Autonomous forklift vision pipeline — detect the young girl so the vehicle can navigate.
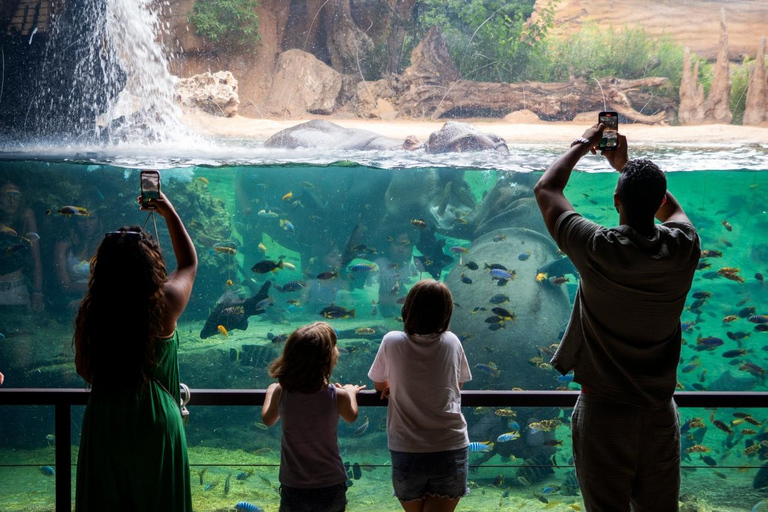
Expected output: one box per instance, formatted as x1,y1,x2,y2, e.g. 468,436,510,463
368,279,472,512
262,322,366,512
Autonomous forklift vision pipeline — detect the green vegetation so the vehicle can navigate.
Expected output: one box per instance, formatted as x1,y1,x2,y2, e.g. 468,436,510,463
531,24,686,86
410,0,554,82
189,0,260,51
730,58,752,124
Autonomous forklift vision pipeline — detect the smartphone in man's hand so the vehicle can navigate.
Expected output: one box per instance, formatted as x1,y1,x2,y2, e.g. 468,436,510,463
598,112,618,151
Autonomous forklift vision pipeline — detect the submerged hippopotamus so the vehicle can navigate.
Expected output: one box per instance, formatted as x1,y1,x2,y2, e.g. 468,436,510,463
425,121,509,154
264,120,508,154
264,120,420,151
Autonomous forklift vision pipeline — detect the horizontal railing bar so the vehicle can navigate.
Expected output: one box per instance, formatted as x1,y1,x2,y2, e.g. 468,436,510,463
2,389,768,408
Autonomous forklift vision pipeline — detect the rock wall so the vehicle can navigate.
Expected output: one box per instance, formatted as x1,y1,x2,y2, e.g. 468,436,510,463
532,0,768,61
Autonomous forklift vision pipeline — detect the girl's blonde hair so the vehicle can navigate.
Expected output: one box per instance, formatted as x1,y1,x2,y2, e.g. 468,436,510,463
402,279,453,336
267,322,337,393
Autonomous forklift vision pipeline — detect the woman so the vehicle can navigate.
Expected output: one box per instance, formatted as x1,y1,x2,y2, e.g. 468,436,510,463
0,182,43,312
74,191,197,512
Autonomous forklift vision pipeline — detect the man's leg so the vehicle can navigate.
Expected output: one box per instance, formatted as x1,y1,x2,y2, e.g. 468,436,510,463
572,394,640,512
630,400,680,512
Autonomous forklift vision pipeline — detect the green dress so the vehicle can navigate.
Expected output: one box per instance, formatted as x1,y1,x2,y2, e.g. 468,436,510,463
75,331,192,512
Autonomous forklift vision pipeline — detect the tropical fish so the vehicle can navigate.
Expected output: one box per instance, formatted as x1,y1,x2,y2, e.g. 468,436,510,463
468,441,494,452
354,417,369,436
491,307,515,319
252,259,284,274
47,206,89,216
536,256,578,278
490,269,515,281
236,469,255,480
721,220,732,231
410,219,427,228
722,315,738,323
701,250,722,258
213,241,237,255
460,274,472,284
492,234,507,242
475,363,501,378
257,209,279,218
282,191,293,201
279,219,294,231
348,263,377,273
196,177,209,185
235,502,264,512
316,271,339,280
450,246,469,254
200,282,272,339
685,444,711,453
352,462,362,480
749,315,768,324
490,294,509,304
276,281,306,292
496,431,521,442
465,261,479,270
217,325,229,337
355,327,375,335
320,305,355,319
39,465,55,476
224,473,232,495
518,251,531,261
258,243,267,253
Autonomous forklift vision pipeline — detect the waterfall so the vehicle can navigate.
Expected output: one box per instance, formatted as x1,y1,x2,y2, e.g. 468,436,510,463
27,0,185,144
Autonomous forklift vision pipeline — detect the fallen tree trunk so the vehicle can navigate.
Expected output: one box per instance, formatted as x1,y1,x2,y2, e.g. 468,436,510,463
359,27,673,124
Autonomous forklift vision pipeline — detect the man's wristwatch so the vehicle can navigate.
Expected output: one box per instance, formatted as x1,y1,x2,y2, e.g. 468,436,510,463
570,137,590,148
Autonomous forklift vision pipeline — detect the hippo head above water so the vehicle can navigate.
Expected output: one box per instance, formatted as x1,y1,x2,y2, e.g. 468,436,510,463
424,122,509,155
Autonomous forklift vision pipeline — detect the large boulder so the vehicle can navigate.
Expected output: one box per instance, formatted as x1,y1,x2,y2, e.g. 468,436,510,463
176,71,240,117
445,227,572,390
264,49,342,117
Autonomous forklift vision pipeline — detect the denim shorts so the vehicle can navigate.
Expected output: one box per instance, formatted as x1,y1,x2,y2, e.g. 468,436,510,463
390,448,469,502
279,483,347,512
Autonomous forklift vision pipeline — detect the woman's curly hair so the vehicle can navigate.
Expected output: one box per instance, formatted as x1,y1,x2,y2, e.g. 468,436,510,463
73,226,167,391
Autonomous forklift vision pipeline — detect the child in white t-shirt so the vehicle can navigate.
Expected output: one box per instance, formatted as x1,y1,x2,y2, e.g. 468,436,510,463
368,279,472,512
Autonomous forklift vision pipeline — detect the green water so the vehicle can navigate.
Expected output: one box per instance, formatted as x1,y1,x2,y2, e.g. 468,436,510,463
1,157,767,510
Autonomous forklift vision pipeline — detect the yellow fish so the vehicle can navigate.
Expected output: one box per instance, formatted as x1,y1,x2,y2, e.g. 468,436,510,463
217,325,229,337
196,177,209,185
282,191,293,201
536,272,548,282
226,279,233,286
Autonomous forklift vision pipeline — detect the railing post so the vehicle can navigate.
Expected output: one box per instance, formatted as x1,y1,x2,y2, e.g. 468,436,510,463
55,403,72,511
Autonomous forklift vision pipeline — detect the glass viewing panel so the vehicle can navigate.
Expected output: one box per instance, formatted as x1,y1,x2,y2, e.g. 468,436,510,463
0,163,766,394
1,0,768,510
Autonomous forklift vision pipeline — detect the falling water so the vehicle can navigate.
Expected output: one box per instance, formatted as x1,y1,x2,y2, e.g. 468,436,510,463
27,0,184,144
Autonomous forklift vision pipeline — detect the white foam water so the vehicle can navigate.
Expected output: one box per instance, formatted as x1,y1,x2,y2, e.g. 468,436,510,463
98,0,185,144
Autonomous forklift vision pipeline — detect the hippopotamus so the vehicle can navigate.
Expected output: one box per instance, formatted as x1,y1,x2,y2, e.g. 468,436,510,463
425,121,509,154
264,120,420,151
264,120,509,154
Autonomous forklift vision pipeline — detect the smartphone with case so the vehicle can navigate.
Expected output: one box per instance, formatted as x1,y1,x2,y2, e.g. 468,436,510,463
140,170,160,209
598,111,618,150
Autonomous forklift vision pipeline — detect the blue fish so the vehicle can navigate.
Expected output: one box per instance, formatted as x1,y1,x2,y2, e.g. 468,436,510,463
39,465,55,476
490,269,513,280
507,421,520,431
468,441,494,452
557,373,574,383
235,502,264,512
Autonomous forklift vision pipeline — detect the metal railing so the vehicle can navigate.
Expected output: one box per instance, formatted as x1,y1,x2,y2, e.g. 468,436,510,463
2,388,768,511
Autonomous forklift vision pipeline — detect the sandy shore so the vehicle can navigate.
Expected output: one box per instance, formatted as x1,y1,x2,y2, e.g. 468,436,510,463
183,111,768,146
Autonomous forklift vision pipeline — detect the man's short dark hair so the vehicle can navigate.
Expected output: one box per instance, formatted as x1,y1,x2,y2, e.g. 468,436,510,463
617,159,667,220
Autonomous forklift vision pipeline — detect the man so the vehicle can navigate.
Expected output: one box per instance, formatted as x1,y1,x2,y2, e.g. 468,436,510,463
534,124,700,511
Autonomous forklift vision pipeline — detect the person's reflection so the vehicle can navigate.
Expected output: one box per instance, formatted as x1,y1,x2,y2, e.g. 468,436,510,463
0,183,44,312
54,208,104,312
375,232,415,317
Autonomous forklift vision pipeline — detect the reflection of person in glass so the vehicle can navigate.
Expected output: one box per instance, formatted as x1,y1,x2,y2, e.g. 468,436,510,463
0,182,44,312
375,232,414,317
54,208,104,312
74,191,197,512
534,125,700,511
